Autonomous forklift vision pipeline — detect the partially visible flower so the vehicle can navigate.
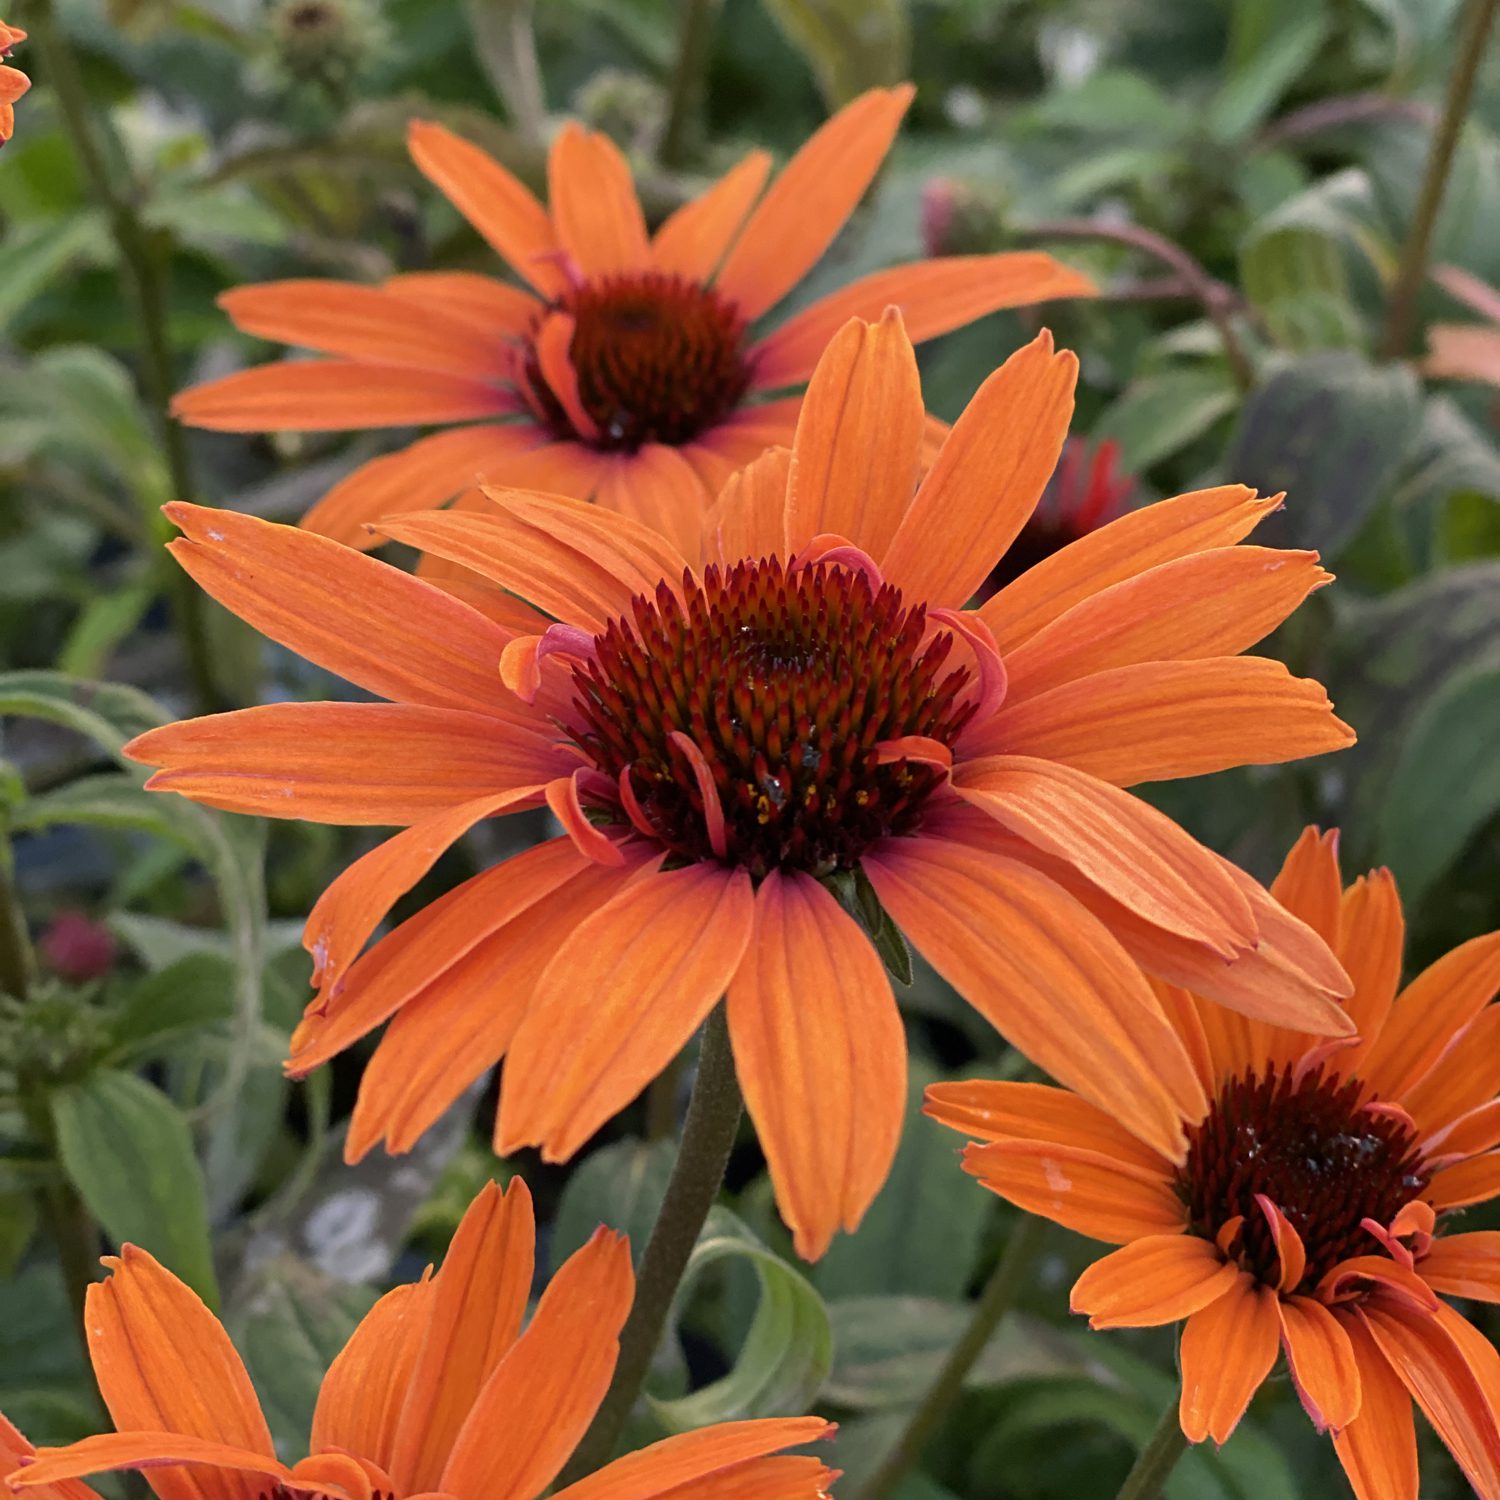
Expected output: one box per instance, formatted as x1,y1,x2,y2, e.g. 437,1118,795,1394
266,0,387,92
130,312,1355,1261
574,68,665,157
171,85,1094,553
919,175,1005,259
928,826,1500,1500
38,911,118,984
977,434,1134,600
0,21,29,148
4,1178,836,1500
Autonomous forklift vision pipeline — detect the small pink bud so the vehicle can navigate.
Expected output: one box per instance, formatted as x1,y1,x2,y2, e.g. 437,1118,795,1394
39,911,117,983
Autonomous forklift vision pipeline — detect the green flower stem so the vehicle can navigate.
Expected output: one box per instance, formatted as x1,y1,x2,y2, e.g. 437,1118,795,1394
1378,0,1500,359
858,1214,1050,1500
1114,1399,1190,1500
559,1002,744,1481
30,0,222,714
658,0,720,169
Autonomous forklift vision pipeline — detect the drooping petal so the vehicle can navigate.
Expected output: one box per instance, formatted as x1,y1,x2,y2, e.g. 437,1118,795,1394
1279,1296,1361,1433
388,1180,536,1493
1178,1275,1280,1444
952,755,1254,955
880,332,1076,609
131,703,561,824
1336,869,1406,1049
727,870,905,1260
10,1435,288,1497
751,254,1094,389
497,862,755,1162
715,85,914,322
1418,1232,1500,1302
439,1230,634,1500
653,151,771,281
1000,547,1332,703
863,833,1203,1161
703,447,793,569
1069,1234,1240,1328
548,122,650,278
1,1412,104,1500
551,1419,835,1500
961,1139,1187,1243
784,309,924,561
155,503,524,716
966,656,1355,785
171,362,515,432
979,486,1282,654
406,121,565,297
1332,1313,1419,1500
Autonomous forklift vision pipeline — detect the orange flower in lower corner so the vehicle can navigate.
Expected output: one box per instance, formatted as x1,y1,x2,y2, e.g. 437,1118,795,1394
128,311,1356,1261
2,1179,835,1500
169,85,1093,554
927,826,1500,1500
0,21,28,147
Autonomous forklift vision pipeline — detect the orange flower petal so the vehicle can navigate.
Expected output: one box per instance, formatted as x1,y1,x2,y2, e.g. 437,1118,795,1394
1336,869,1405,1049
388,1180,535,1493
785,309,924,561
1278,1296,1361,1433
716,85,914,322
11,1435,288,1496
311,1279,435,1470
551,1419,836,1500
171,362,515,432
1001,547,1331,704
594,443,712,562
131,702,559,824
652,150,771,281
476,438,616,501
979,485,1281,654
880,332,1076,608
693,396,803,472
751,254,1094,390
923,1079,1169,1174
952,754,1254,956
439,1229,634,1500
0,1414,101,1500
1429,1151,1500,1210
703,447,793,570
1360,931,1500,1101
155,502,524,716
1425,323,1500,385
1257,1196,1307,1293
301,425,549,548
1360,1299,1500,1497
594,1455,837,1500
383,270,542,332
1415,1232,1500,1302
1431,1100,1500,1159
1069,1234,1239,1328
497,862,755,1162
218,281,511,379
961,1139,1186,1243
1332,1313,1418,1500
727,869,905,1260
863,834,1202,1161
1268,826,1343,947
969,656,1355,786
406,120,565,297
548,122,650,278
1400,1006,1500,1135
1178,1275,1280,1444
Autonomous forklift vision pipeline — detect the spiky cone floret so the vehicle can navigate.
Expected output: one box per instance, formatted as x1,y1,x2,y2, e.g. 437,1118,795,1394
3,1179,836,1500
169,84,1095,557
127,311,1357,1262
927,825,1500,1500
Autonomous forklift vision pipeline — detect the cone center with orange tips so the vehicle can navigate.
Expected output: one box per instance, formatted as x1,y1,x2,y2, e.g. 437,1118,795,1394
1180,1063,1430,1294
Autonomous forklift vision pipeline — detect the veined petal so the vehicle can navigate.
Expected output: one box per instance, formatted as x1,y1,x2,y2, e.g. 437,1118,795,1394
383,271,542,332
1269,826,1343,947
0,1415,100,1500
439,1230,634,1500
1332,1313,1419,1500
10,1435,289,1496
785,309,924,561
1400,1006,1500,1135
1279,1296,1362,1433
653,151,772,281
751,254,1094,389
1336,869,1405,1050
703,447,793,570
715,85,914,322
594,444,712,562
693,396,803,474
1178,1275,1280,1444
1069,1234,1240,1329
1429,1152,1500,1210
727,870,905,1260
497,862,755,1162
1418,1232,1500,1302
548,122,650,278
881,332,1076,609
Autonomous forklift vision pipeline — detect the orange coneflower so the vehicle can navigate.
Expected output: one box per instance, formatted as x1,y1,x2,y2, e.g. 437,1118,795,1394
169,86,1093,553
127,311,1357,1261
927,826,1500,1500
3,1179,836,1500
0,20,28,147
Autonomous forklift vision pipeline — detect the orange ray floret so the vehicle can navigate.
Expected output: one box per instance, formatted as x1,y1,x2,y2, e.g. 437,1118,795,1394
927,825,1500,1500
0,19,28,147
128,312,1356,1263
170,85,1095,549
3,1181,836,1500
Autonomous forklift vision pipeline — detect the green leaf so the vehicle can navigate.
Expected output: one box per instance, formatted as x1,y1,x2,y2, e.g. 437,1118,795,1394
649,1206,832,1430
551,1137,677,1272
49,1069,219,1305
0,1189,38,1279
57,585,156,680
0,671,166,762
1211,3,1330,143
0,214,112,334
109,953,238,1061
1227,352,1422,555
1091,368,1238,474
1029,70,1188,141
759,0,910,108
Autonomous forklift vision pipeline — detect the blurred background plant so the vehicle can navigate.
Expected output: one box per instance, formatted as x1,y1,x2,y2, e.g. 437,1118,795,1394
2,0,1499,1495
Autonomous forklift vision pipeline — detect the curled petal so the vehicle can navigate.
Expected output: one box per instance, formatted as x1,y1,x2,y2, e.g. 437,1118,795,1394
667,731,728,859
930,607,1007,726
547,770,628,867
1255,1194,1307,1292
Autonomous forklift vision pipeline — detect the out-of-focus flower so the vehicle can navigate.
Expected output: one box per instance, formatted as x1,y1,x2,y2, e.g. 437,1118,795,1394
0,20,29,148
928,826,1500,1499
919,174,1006,259
131,313,1354,1260
266,0,388,93
38,911,118,984
5,1179,836,1500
